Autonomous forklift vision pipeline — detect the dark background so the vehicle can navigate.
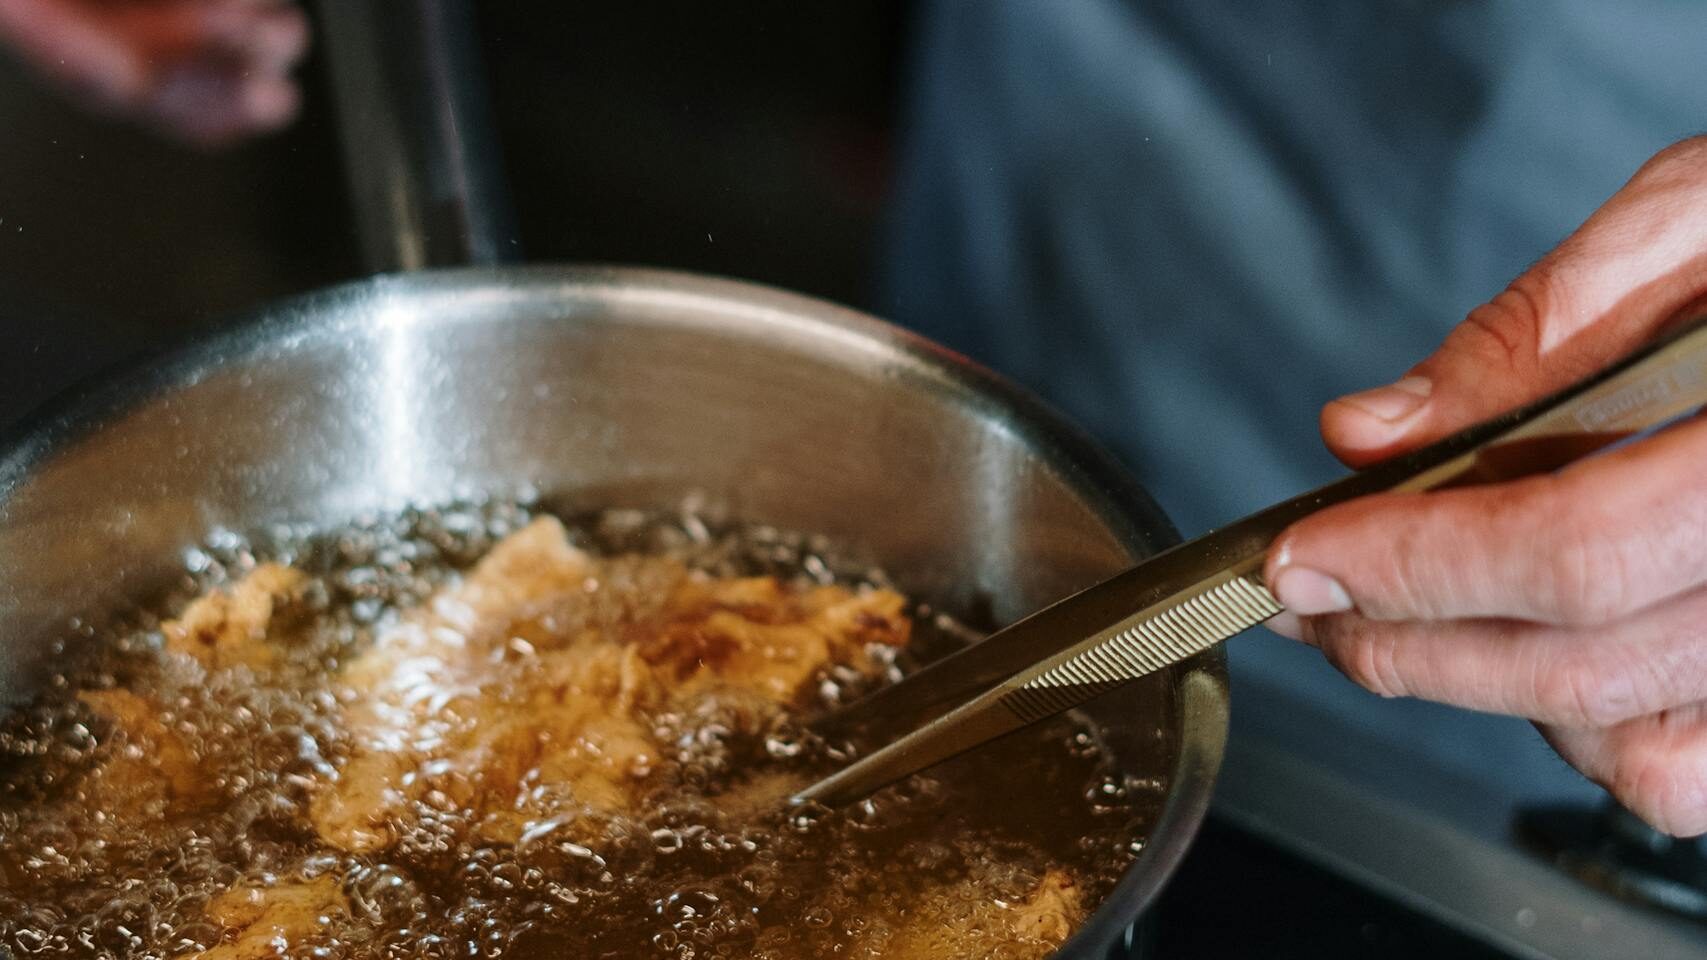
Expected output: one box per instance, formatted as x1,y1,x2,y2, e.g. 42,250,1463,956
0,2,906,428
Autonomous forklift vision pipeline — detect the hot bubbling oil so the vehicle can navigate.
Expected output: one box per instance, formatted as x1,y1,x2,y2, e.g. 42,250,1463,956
0,500,1168,959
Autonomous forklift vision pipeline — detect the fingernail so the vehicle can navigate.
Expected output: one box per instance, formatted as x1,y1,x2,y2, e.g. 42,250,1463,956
1271,566,1353,616
1339,375,1432,422
1266,611,1305,641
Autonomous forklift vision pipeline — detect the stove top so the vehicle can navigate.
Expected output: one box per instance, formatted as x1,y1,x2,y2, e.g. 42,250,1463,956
1141,815,1520,959
1143,733,1707,960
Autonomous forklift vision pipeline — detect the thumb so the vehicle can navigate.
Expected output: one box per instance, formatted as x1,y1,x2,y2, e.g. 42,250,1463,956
1324,137,1707,468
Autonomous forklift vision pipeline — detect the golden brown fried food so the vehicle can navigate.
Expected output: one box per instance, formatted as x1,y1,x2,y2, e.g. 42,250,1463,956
187,876,347,960
72,565,312,815
643,575,910,703
76,687,207,812
1007,869,1083,943
309,516,910,854
862,869,1085,955
162,563,308,670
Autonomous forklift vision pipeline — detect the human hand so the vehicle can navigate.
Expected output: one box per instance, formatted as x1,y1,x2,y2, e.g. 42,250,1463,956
0,0,308,146
1264,137,1707,835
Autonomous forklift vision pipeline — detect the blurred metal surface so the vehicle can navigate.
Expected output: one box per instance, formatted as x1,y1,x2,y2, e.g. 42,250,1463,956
319,0,517,271
1216,727,1707,960
0,265,1212,959
1517,798,1707,920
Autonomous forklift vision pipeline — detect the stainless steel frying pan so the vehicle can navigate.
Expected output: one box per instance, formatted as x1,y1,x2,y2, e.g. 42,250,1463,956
0,5,1226,956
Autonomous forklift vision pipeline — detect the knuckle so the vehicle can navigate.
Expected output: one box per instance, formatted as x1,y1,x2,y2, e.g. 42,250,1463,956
1537,656,1629,728
1635,136,1707,183
1539,502,1630,625
1610,741,1707,837
1379,501,1461,621
1456,277,1549,375
1320,623,1407,699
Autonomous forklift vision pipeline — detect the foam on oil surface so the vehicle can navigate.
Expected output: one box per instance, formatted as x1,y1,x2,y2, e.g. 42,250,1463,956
0,500,1164,959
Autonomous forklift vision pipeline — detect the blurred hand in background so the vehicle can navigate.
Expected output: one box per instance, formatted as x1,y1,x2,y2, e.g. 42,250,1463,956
0,0,307,145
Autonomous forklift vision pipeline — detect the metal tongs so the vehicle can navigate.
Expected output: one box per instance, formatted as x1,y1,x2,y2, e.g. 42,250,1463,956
794,315,1707,807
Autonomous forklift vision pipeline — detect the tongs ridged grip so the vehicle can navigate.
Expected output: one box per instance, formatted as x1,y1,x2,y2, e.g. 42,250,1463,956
795,314,1707,808
1004,573,1280,724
